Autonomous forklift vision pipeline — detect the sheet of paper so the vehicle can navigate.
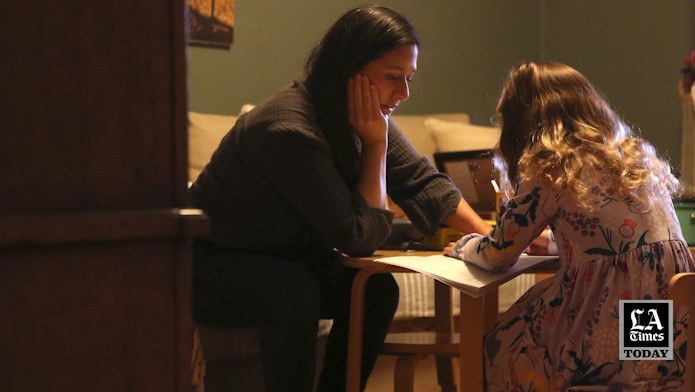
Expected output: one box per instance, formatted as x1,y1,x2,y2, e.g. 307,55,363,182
374,254,558,297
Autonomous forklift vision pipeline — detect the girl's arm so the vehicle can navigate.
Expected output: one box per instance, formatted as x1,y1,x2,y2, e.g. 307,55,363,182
444,180,559,271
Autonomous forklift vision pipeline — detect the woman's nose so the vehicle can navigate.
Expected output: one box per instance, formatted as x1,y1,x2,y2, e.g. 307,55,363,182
395,80,410,101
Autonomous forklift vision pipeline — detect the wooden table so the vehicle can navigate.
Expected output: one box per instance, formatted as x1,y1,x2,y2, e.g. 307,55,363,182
343,250,489,392
342,250,558,392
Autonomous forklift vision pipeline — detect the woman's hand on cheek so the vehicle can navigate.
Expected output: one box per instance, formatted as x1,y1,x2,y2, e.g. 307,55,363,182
348,75,388,145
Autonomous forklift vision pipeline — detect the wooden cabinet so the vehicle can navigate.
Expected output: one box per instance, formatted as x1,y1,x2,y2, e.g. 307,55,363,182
0,1,205,391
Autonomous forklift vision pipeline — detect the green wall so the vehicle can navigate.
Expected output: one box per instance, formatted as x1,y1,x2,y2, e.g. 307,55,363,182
186,0,694,167
542,0,695,169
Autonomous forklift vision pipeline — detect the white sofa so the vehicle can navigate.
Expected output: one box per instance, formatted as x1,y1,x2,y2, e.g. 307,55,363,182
188,106,533,391
188,108,501,181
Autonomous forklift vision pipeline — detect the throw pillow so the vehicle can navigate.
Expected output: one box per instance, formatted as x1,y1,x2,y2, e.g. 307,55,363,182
239,103,255,115
391,113,470,163
425,118,500,152
188,111,238,181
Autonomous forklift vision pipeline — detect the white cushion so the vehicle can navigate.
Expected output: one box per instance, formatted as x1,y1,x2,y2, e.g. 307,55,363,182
188,104,256,181
188,111,238,181
391,113,469,162
239,103,255,115
425,117,500,152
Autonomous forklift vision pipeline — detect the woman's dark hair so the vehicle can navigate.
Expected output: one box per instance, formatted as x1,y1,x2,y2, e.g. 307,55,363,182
303,5,419,183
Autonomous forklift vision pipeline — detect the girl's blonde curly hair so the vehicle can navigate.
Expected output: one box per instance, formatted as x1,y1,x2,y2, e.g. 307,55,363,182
494,62,681,211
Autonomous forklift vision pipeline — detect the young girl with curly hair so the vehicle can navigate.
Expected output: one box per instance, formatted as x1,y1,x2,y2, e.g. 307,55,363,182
445,61,694,391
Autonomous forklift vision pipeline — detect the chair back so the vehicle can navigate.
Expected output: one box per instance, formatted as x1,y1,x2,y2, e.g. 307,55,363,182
669,272,695,392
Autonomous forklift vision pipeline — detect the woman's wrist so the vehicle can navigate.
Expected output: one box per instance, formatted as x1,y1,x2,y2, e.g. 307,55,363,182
357,140,388,208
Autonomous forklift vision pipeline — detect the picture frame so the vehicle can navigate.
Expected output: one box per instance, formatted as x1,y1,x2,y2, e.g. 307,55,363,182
186,0,234,49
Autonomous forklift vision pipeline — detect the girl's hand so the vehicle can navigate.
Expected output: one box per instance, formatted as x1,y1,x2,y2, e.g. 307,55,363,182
443,242,457,257
348,74,388,145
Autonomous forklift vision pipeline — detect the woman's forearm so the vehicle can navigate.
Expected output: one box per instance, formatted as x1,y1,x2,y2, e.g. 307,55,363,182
443,198,493,235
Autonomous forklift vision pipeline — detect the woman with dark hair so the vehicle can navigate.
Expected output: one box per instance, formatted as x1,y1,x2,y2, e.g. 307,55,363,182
190,5,490,391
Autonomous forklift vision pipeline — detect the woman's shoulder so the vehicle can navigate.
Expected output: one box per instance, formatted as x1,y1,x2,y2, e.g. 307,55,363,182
244,82,313,122
237,82,327,144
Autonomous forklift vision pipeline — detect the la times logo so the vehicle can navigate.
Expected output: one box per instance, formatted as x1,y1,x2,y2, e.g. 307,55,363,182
619,300,673,360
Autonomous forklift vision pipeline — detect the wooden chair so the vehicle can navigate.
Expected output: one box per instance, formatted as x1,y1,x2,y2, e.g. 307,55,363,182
192,320,332,392
669,272,695,392
380,281,460,392
344,254,465,392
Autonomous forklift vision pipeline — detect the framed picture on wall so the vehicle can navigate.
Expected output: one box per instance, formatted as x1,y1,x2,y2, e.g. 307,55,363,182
186,0,234,49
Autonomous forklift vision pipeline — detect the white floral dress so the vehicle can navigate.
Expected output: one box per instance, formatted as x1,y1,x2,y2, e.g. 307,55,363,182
451,178,694,391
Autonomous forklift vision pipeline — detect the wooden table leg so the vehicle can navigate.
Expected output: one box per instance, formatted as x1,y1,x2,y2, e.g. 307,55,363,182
458,289,499,392
484,289,499,332
393,353,426,392
433,281,456,391
346,269,376,392
459,294,485,392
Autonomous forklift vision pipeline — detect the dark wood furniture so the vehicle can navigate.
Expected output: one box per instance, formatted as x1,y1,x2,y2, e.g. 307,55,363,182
0,2,205,391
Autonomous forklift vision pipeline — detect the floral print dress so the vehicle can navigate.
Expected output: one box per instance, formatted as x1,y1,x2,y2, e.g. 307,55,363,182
451,177,694,391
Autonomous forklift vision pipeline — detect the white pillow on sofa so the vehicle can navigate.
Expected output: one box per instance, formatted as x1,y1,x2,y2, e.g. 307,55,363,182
188,111,238,181
391,113,470,163
425,117,500,153
239,103,255,115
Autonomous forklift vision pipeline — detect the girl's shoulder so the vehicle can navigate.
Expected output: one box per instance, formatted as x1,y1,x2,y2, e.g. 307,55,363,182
515,177,563,198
